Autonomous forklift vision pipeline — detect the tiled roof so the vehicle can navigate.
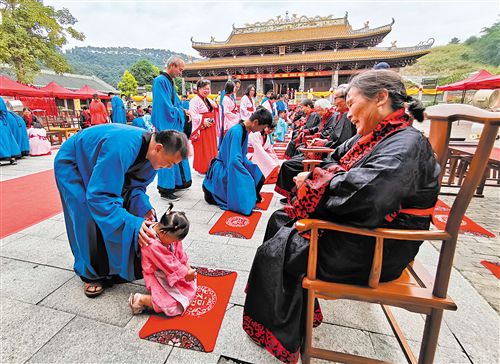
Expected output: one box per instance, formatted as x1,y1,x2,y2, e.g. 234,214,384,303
184,47,430,70
192,24,391,49
33,70,118,93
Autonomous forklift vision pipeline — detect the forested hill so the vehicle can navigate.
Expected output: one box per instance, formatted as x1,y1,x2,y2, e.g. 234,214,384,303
64,46,195,87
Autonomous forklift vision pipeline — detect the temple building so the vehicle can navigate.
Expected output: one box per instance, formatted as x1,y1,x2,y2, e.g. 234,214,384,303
183,12,434,94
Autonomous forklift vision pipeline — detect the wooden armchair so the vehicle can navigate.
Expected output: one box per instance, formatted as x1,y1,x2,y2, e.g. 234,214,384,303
298,146,334,172
297,104,500,364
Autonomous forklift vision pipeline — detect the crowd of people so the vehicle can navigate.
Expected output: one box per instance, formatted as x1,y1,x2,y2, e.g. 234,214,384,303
47,55,435,364
0,102,53,163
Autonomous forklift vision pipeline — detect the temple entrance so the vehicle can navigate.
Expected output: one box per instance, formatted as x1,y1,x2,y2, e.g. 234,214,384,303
263,78,300,95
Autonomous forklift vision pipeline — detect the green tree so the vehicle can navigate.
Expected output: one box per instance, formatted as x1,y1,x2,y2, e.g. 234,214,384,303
464,36,478,45
402,43,500,85
174,77,183,95
471,21,500,66
130,59,160,86
144,84,152,92
117,70,138,95
0,0,85,83
448,37,460,44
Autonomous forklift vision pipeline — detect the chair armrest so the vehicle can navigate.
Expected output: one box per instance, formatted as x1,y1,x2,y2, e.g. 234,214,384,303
295,219,451,241
302,160,322,171
299,147,334,154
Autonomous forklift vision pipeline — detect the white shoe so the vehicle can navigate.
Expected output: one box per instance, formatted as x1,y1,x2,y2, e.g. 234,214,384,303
128,293,144,315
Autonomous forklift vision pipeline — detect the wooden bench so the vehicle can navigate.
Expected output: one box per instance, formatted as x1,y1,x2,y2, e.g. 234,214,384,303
299,104,500,364
46,127,79,145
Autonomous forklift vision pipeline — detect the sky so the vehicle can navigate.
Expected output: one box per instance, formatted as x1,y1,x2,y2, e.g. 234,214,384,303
46,0,499,57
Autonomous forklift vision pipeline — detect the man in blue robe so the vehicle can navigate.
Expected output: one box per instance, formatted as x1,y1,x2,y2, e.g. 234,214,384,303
131,115,148,130
54,124,188,297
6,110,30,156
0,97,21,164
181,95,190,110
275,94,286,114
203,107,273,216
152,56,192,201
109,92,127,124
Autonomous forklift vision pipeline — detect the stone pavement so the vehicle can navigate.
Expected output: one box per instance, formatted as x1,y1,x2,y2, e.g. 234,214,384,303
412,119,500,314
1,146,499,363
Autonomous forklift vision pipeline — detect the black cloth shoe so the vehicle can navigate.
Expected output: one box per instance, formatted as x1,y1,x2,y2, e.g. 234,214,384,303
279,198,288,205
160,191,180,201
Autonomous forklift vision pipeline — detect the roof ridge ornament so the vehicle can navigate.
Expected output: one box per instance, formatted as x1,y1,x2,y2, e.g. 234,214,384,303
233,13,348,34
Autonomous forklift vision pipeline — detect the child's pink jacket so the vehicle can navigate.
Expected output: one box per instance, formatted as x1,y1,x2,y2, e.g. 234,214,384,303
140,238,197,316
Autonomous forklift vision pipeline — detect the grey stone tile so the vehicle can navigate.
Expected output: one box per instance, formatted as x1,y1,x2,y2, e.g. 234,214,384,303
369,332,410,363
19,219,67,240
208,211,225,225
371,332,470,364
39,275,149,327
416,241,440,267
54,232,68,242
312,323,376,358
1,297,74,364
228,270,249,306
47,212,65,222
192,199,224,212
212,305,282,363
183,209,217,224
0,257,74,304
166,347,220,364
227,236,263,249
187,222,230,243
408,340,470,364
321,299,394,336
320,300,458,349
27,316,171,363
186,240,255,272
442,268,500,363
0,232,26,247
1,234,74,270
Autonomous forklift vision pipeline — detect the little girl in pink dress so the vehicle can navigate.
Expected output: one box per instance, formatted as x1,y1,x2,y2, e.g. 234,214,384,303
129,204,197,316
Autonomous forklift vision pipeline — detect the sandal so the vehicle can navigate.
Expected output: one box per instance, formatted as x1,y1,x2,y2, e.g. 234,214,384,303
84,282,104,298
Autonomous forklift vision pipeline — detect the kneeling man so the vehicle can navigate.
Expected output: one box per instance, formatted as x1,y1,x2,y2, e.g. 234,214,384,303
203,107,273,215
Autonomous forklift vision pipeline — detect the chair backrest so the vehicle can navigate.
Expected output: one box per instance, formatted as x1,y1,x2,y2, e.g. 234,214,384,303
425,104,500,295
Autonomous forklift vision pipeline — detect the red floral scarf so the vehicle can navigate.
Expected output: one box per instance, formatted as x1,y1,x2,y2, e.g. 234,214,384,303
285,108,411,219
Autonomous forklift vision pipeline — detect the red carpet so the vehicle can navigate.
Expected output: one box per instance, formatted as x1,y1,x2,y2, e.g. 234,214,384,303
264,166,279,185
209,210,261,239
432,199,495,238
139,267,237,352
0,169,62,238
481,261,500,279
255,192,273,211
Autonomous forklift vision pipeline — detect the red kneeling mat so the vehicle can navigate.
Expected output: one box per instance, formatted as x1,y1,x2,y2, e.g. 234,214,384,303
0,169,62,238
255,192,273,211
209,210,261,239
139,267,237,352
481,261,500,279
432,199,495,238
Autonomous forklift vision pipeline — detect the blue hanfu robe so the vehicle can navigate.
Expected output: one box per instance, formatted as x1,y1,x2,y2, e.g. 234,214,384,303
182,100,190,110
110,95,127,124
275,100,286,112
203,122,264,216
132,116,148,130
7,111,30,156
54,124,156,282
274,117,288,142
0,97,21,160
152,72,192,192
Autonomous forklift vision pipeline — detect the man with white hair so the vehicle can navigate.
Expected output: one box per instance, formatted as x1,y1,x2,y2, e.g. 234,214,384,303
151,55,192,201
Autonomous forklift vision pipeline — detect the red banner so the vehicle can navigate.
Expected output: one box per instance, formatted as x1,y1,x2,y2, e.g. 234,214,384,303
235,71,333,80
